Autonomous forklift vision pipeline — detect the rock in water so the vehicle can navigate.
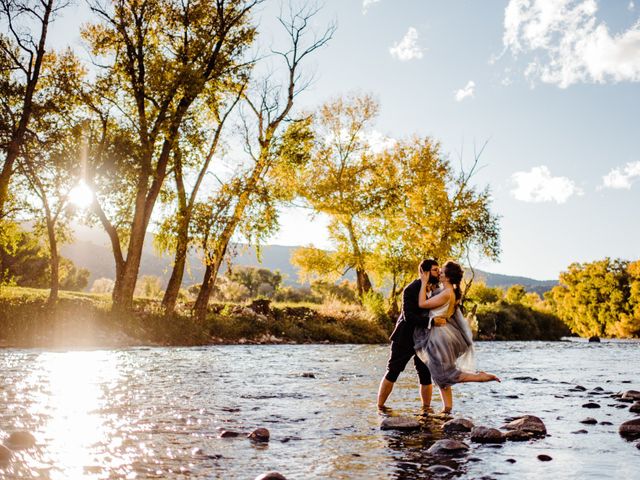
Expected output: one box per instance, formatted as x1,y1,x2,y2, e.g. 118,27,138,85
503,415,547,437
630,402,640,414
219,430,241,438
504,430,534,441
443,418,474,433
580,417,598,425
622,390,640,401
588,336,600,343
0,444,12,463
571,429,588,434
248,428,270,442
470,427,505,444
426,465,456,474
380,417,420,431
427,439,469,456
6,431,36,449
255,472,287,480
619,418,640,440
538,454,553,461
582,402,601,409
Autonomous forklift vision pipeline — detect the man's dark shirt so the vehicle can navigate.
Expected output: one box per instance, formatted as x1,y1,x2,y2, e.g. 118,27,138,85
389,279,430,346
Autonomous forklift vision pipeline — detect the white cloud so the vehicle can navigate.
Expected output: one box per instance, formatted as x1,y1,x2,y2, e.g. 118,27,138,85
511,166,583,203
629,1,636,12
454,80,476,101
503,0,640,87
389,27,424,61
362,0,382,14
601,160,640,189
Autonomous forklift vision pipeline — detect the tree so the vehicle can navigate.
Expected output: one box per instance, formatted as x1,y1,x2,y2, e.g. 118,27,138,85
225,265,282,298
548,258,636,338
83,0,261,311
505,284,526,304
292,94,388,298
191,3,333,321
0,0,65,217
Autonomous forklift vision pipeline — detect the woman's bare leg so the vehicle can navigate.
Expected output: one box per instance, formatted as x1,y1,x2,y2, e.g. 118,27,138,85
439,386,453,413
458,371,501,383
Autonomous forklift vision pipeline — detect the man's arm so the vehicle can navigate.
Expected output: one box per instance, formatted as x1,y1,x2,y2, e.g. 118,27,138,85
402,281,429,328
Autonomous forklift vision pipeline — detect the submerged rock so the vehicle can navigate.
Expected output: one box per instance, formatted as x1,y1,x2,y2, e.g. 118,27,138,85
537,454,553,461
503,415,547,437
219,430,241,438
380,416,420,431
426,465,456,474
572,429,588,434
300,372,316,378
600,421,614,426
470,427,505,444
6,431,36,449
427,439,469,456
582,402,601,409
504,430,534,441
248,428,270,442
588,336,600,343
255,472,287,480
443,418,474,433
619,418,640,440
629,402,640,414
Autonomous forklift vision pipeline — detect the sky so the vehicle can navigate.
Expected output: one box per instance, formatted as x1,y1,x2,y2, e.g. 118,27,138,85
48,0,640,280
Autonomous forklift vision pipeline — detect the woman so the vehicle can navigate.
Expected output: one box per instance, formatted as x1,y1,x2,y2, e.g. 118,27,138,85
413,260,499,413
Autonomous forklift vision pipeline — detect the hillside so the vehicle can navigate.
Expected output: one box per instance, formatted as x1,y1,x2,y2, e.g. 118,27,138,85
60,226,557,293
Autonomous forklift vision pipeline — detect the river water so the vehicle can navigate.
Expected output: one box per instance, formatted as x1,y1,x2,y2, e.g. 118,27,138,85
1,341,639,479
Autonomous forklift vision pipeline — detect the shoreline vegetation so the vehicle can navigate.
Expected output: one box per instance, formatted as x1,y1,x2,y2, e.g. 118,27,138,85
0,285,572,348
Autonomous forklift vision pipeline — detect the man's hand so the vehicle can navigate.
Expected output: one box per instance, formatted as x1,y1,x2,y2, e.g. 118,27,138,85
432,317,447,327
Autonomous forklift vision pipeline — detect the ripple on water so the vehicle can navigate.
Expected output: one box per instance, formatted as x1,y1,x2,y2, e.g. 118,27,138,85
0,342,639,479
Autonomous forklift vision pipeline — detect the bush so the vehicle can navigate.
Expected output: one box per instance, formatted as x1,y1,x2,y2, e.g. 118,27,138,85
476,300,570,340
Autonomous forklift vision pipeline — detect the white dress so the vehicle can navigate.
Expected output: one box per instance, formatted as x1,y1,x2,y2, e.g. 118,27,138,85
413,294,476,388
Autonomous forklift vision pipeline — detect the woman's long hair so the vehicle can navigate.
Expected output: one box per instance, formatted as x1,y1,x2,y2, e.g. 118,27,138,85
443,261,464,304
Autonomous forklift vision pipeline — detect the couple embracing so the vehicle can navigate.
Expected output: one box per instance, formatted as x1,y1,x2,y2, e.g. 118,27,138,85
377,259,500,413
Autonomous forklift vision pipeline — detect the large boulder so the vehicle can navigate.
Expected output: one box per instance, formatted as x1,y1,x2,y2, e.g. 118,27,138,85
619,418,640,440
380,417,420,431
470,427,505,444
427,439,469,456
503,415,547,437
622,390,640,401
443,418,474,433
504,430,534,441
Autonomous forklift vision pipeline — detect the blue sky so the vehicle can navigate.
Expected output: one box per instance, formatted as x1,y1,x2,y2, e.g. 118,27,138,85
50,1,640,280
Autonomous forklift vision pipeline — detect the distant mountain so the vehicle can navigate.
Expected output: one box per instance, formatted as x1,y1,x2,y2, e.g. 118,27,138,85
61,226,557,293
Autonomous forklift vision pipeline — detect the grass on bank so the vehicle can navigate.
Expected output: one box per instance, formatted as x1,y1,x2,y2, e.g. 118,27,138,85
0,286,389,347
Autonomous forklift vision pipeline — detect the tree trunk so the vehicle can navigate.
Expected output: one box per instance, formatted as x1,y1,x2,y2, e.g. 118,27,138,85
45,218,59,305
162,232,188,315
356,269,373,298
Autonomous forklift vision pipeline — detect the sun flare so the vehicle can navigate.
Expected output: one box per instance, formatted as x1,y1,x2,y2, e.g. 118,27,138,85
68,181,94,209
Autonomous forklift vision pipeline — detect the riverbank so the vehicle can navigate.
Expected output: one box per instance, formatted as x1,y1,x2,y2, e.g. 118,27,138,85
0,286,573,348
0,286,389,348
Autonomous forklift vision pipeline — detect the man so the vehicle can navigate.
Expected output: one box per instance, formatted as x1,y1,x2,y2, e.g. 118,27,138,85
377,259,445,410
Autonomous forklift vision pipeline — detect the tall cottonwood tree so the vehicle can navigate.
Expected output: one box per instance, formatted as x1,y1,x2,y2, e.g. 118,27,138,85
0,0,65,218
83,0,261,311
292,94,396,298
191,4,333,321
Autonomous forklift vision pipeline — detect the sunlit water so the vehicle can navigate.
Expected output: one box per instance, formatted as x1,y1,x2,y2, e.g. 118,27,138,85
1,341,639,479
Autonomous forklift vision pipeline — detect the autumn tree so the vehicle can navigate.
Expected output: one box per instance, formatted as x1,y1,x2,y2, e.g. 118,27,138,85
548,258,640,338
191,4,333,321
292,94,392,298
83,0,261,311
0,0,65,218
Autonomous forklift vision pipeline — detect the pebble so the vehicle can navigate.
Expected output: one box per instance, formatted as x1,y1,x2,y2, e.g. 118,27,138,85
537,454,553,461
582,402,601,409
600,421,613,426
506,458,517,464
571,429,588,434
300,372,316,378
219,430,241,438
580,417,597,425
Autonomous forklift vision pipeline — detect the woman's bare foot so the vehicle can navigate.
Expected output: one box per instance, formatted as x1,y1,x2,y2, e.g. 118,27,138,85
478,371,501,382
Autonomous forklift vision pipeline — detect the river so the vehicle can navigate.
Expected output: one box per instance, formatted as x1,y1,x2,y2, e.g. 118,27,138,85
1,341,639,479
